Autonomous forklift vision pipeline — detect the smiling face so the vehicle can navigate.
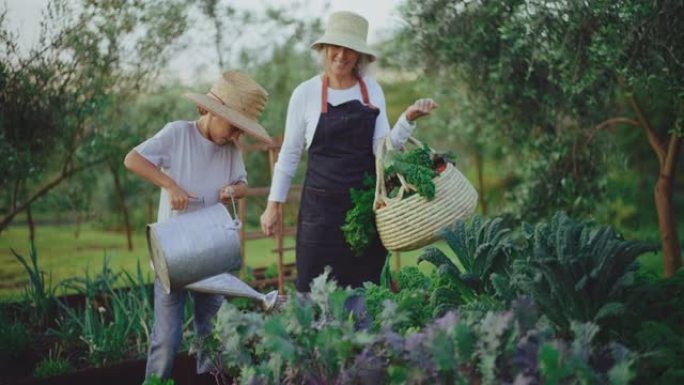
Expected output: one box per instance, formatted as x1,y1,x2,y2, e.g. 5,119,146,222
325,44,360,77
206,114,242,145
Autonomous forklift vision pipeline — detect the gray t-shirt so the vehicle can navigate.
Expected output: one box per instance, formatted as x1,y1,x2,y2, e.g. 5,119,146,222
134,120,247,221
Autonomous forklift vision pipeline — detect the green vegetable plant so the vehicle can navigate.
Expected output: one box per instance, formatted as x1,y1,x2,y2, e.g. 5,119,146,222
196,268,384,384
32,345,74,378
341,173,378,256
203,278,635,385
605,270,684,384
10,242,56,326
0,316,32,369
418,215,517,316
264,263,279,279
363,266,434,333
49,259,155,367
143,374,175,385
512,212,658,333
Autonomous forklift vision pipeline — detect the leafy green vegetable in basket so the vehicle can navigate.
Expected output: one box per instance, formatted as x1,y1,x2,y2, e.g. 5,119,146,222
384,144,438,200
342,174,377,256
343,145,455,255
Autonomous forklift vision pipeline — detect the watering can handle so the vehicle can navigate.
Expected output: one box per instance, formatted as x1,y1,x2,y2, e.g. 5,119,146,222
223,187,241,229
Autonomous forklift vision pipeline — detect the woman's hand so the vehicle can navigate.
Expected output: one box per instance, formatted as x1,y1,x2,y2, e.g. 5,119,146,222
167,183,197,211
260,201,282,236
405,98,439,122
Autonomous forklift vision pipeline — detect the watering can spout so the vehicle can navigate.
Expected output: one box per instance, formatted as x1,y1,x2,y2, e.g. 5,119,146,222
185,273,278,312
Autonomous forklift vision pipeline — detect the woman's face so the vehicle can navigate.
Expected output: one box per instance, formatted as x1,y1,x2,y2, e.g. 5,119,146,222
208,115,242,145
325,44,360,77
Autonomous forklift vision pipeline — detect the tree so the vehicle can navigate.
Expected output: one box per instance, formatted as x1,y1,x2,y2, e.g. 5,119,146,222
0,0,190,232
400,0,683,276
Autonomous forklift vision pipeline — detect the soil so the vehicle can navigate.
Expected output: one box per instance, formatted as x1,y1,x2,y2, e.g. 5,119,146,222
6,353,226,385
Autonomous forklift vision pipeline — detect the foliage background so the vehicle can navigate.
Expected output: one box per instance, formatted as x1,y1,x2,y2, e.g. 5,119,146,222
0,0,682,296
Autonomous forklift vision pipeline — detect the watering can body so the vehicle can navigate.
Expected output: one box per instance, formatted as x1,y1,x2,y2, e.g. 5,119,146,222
146,203,278,311
146,203,242,293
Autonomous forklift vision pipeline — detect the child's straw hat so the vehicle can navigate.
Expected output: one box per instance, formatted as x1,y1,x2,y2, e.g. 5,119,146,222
184,71,272,144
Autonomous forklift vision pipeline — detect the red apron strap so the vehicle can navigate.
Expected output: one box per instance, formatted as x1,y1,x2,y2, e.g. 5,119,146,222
357,76,377,109
321,75,329,114
321,74,377,114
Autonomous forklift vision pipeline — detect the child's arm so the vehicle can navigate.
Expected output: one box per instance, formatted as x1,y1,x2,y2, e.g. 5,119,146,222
123,149,197,210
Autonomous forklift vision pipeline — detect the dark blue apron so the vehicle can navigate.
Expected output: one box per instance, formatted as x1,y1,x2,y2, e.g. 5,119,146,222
295,75,388,292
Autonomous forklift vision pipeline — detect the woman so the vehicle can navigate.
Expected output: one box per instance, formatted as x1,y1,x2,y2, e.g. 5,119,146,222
260,11,438,293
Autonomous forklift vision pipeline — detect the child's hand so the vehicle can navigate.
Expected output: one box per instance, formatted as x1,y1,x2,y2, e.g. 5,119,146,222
168,184,197,210
219,182,246,202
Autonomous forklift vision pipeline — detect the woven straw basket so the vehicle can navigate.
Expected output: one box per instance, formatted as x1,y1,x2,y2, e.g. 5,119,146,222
373,136,478,251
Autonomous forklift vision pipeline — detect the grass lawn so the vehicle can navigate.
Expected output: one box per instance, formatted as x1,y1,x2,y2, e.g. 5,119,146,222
1,220,667,301
0,223,431,300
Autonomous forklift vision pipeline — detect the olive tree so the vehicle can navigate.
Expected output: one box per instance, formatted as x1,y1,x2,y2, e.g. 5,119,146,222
400,0,683,276
0,0,190,233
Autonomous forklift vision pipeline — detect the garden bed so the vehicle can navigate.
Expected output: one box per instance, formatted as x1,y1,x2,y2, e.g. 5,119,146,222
0,253,294,385
11,353,221,385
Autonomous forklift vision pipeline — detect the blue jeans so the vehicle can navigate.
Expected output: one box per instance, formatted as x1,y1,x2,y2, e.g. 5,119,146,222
145,277,224,380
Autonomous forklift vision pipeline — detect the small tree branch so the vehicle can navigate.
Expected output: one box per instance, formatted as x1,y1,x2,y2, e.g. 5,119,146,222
593,117,639,132
586,117,640,144
0,158,107,232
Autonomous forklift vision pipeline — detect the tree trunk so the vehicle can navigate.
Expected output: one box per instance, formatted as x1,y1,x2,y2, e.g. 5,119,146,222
627,94,682,277
110,164,133,251
655,173,681,277
26,204,35,244
74,210,81,239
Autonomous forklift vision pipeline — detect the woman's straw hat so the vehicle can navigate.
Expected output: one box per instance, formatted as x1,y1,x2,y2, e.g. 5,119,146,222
184,71,272,145
311,11,377,62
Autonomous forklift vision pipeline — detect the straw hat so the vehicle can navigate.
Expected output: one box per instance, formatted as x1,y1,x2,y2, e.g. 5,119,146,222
184,71,272,144
311,11,377,62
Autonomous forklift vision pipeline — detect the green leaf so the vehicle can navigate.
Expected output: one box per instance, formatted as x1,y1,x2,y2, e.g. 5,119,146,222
539,343,572,385
262,317,296,360
594,302,626,321
608,359,635,385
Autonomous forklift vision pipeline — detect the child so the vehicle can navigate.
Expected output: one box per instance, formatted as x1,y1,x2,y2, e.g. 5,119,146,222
124,71,271,381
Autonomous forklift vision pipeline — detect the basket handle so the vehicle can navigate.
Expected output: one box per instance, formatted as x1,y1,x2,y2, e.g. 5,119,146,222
374,135,435,209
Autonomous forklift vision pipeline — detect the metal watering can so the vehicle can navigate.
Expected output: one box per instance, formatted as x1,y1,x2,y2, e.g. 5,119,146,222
146,198,278,311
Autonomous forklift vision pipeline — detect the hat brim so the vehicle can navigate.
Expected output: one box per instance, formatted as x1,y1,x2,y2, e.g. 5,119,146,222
311,35,377,62
184,93,273,145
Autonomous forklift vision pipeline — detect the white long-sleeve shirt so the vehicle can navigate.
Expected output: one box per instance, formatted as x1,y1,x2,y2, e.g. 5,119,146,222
268,74,416,202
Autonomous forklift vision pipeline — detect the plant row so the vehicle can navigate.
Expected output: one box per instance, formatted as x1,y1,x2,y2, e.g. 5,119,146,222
197,212,683,384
